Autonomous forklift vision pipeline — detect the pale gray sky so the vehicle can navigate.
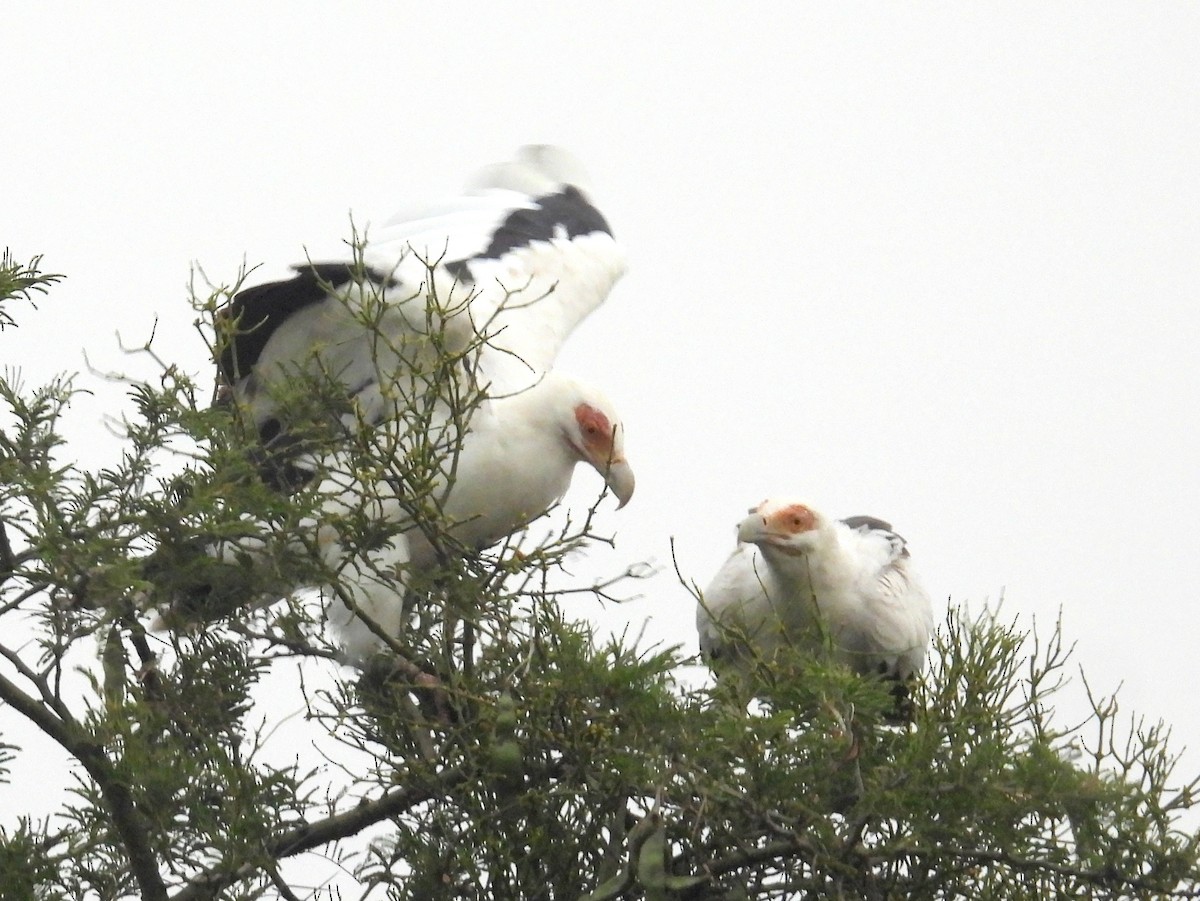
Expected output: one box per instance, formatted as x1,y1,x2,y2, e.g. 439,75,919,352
4,1,1199,888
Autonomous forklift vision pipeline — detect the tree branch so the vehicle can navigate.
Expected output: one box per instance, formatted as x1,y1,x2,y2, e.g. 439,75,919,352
911,843,1200,897
0,518,15,586
0,640,77,723
0,665,75,750
0,667,168,901
170,765,470,901
676,830,1200,901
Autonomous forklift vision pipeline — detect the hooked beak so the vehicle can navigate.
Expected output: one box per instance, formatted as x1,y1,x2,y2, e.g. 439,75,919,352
570,403,635,508
736,503,817,552
601,457,636,509
737,513,771,545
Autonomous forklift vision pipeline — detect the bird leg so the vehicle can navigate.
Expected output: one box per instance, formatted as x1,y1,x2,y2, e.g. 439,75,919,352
361,650,455,726
823,699,866,813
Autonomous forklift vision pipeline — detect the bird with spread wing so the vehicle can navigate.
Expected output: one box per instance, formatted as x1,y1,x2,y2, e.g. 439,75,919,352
697,499,934,711
186,146,634,660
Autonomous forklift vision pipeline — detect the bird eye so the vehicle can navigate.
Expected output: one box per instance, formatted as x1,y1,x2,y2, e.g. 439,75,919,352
575,405,612,441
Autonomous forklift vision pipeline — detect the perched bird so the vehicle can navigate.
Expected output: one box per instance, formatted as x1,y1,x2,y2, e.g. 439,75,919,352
697,499,934,705
188,147,635,659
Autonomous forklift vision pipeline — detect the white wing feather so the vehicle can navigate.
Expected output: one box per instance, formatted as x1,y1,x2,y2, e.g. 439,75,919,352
224,145,625,428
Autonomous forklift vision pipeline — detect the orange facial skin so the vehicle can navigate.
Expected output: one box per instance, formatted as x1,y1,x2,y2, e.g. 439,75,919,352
762,503,816,536
572,403,634,508
575,403,618,459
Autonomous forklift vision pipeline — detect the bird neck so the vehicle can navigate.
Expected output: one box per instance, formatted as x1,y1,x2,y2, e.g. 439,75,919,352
760,525,847,589
486,373,581,439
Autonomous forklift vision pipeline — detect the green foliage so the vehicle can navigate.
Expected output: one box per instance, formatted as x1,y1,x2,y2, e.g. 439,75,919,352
1,256,1198,900
1,250,62,330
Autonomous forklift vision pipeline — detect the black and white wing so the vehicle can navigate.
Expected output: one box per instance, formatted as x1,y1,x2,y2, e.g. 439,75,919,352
216,145,626,445
366,145,624,392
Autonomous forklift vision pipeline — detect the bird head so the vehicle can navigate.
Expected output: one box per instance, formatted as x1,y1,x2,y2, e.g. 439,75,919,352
737,500,826,555
567,398,635,508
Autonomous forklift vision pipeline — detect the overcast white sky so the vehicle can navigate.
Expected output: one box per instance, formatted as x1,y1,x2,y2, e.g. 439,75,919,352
4,0,1199,885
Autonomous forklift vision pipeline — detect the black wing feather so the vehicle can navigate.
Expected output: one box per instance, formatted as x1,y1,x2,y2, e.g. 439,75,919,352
217,263,395,382
841,514,896,534
444,187,613,280
841,515,911,559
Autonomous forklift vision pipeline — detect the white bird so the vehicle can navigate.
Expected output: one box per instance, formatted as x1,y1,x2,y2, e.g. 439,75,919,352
697,499,934,700
203,147,634,659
